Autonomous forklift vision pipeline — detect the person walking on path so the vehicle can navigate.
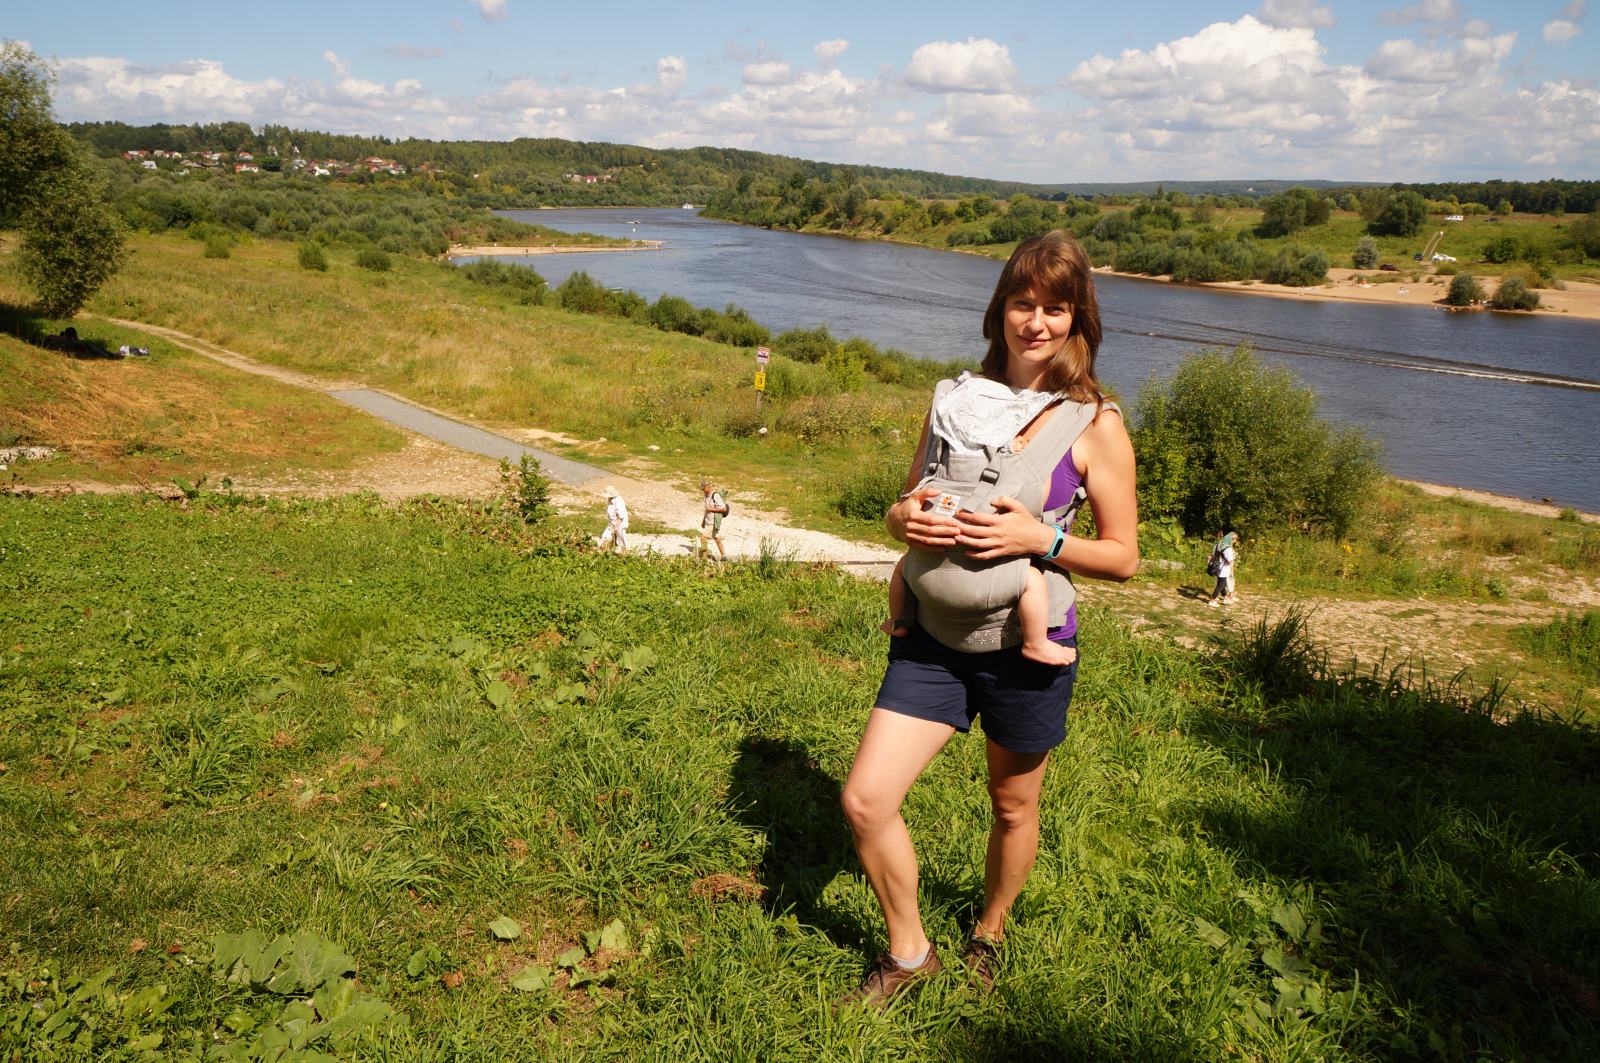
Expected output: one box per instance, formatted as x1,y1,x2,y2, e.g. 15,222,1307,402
839,231,1138,1007
1206,531,1238,607
697,478,729,561
598,486,629,554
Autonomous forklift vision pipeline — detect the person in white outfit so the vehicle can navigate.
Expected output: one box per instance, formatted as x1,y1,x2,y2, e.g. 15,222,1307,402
598,486,629,554
1207,531,1237,606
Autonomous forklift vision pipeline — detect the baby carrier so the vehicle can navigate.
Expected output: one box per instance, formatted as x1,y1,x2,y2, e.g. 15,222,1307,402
902,378,1111,653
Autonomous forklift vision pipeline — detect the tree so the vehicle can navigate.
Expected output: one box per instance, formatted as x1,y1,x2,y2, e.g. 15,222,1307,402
1352,236,1379,269
1446,273,1484,306
1489,276,1540,310
1567,211,1600,259
1,42,124,315
1371,190,1428,237
1132,346,1382,538
1259,186,1331,237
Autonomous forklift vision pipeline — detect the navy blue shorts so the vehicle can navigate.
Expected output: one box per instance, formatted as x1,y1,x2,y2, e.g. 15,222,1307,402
874,624,1078,753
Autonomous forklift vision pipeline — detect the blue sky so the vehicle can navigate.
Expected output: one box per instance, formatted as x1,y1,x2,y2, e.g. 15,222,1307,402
12,0,1598,181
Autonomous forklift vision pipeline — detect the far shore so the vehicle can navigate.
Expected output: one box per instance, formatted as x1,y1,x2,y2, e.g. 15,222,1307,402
446,241,663,259
1098,266,1600,322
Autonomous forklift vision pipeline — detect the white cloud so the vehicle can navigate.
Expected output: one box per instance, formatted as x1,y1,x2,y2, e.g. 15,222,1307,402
1382,0,1459,25
474,0,507,22
1543,19,1582,42
657,55,686,91
815,39,849,66
905,38,1017,94
1365,29,1516,83
322,50,351,79
742,60,793,85
1258,0,1334,29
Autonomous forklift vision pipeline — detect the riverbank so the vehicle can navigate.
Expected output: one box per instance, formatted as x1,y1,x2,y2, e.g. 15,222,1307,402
446,241,662,259
1399,479,1600,524
1095,266,1600,320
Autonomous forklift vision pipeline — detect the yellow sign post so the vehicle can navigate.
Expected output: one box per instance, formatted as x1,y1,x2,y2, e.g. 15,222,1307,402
753,369,766,392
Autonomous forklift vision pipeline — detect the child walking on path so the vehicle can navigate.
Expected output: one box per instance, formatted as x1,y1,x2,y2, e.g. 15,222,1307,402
598,486,629,554
1207,531,1238,606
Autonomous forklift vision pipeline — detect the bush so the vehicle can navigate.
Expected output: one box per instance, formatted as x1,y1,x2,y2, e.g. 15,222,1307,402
1265,247,1329,287
202,233,231,259
499,454,553,525
1513,609,1600,680
355,246,391,272
835,462,906,522
556,270,613,314
297,241,328,271
459,259,546,303
1446,273,1484,306
648,294,703,335
1352,236,1379,270
772,326,838,365
1131,346,1383,537
1483,235,1520,264
1488,276,1539,310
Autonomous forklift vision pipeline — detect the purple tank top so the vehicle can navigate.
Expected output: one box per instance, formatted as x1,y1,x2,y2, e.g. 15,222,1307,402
1043,446,1083,641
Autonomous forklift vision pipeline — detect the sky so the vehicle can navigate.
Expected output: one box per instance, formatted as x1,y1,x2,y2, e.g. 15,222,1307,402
10,0,1599,183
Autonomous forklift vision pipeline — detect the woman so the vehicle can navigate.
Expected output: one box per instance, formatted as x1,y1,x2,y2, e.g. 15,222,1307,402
840,231,1138,1005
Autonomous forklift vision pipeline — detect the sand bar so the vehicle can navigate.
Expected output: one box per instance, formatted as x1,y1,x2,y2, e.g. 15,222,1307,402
1099,266,1600,322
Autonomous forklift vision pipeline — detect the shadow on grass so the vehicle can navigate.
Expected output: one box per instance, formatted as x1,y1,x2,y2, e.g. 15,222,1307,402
1189,608,1600,1057
0,297,123,358
727,735,866,948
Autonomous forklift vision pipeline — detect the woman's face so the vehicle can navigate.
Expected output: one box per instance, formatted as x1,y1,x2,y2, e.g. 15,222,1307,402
1001,286,1074,385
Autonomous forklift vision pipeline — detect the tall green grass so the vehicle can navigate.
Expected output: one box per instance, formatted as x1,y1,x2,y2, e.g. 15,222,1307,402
3,494,1597,1059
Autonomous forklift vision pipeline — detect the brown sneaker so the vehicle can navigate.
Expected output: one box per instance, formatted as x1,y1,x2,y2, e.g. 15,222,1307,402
844,945,942,1008
962,935,1001,992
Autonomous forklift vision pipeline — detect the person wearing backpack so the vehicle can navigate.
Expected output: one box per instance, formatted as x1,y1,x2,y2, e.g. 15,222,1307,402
696,477,729,561
1206,531,1238,607
840,231,1138,1006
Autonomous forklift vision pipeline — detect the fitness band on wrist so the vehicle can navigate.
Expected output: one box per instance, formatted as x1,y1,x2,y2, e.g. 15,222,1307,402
1042,524,1065,561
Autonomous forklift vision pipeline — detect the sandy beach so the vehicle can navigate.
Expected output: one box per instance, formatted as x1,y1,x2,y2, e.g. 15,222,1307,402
1100,266,1600,322
446,241,662,258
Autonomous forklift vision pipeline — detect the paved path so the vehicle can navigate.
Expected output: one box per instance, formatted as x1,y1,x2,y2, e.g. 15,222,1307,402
328,389,606,486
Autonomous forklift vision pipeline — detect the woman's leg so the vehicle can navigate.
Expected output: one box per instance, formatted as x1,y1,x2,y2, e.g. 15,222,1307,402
841,708,956,958
974,740,1051,941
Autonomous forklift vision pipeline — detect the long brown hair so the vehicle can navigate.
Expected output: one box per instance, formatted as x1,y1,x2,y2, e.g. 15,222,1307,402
980,230,1105,404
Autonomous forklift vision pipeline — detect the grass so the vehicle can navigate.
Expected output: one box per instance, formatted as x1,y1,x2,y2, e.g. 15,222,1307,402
0,321,404,489
1515,609,1600,684
2,493,1598,1059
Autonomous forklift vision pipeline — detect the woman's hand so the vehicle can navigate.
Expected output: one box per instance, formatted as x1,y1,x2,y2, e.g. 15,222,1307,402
954,495,1054,560
888,487,962,550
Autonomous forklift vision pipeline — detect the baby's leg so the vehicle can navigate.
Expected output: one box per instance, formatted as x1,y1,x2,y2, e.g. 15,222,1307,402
880,556,915,636
1019,566,1078,666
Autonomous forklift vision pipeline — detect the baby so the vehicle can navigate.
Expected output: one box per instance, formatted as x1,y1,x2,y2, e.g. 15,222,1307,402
880,373,1078,667
881,543,1077,666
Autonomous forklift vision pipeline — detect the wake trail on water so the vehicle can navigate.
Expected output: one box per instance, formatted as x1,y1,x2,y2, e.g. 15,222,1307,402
1108,317,1600,393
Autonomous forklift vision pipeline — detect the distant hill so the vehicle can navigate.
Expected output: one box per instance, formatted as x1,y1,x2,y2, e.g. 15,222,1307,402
64,121,1595,214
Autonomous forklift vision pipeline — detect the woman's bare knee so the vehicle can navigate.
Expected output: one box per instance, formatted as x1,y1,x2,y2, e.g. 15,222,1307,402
841,784,898,834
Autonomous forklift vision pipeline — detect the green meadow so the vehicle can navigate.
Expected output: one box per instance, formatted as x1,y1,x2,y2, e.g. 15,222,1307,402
2,492,1598,1060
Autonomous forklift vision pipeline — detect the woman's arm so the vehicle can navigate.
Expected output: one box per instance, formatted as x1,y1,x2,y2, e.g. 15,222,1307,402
953,408,1140,582
885,413,962,550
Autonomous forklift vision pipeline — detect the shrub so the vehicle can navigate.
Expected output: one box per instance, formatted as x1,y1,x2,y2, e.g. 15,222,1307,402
1352,236,1379,269
202,233,231,259
1446,273,1484,306
1265,247,1329,287
648,294,703,335
1513,609,1600,680
835,462,906,522
1489,276,1540,311
1483,235,1520,264
1131,346,1383,538
297,241,328,271
556,270,611,314
355,247,391,272
499,454,553,525
822,346,867,392
772,326,838,365
460,259,546,303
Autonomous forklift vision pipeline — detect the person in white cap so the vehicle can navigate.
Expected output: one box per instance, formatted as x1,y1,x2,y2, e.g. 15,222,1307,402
598,486,629,554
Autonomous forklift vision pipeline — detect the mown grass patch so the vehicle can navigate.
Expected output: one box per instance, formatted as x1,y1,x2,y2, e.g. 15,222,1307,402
2,494,1597,1059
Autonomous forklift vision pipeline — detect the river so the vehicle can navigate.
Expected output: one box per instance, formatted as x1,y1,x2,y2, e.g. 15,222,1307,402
480,208,1600,512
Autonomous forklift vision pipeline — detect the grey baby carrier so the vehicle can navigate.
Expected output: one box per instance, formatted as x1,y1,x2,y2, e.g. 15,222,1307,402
902,378,1111,653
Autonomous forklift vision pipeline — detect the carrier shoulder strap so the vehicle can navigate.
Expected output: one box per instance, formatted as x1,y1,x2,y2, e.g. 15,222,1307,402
1028,399,1119,522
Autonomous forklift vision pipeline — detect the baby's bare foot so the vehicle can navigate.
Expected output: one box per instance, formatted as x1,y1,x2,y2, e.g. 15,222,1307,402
1021,640,1078,666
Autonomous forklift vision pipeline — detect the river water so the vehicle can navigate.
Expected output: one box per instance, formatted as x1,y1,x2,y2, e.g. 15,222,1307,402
483,208,1600,511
